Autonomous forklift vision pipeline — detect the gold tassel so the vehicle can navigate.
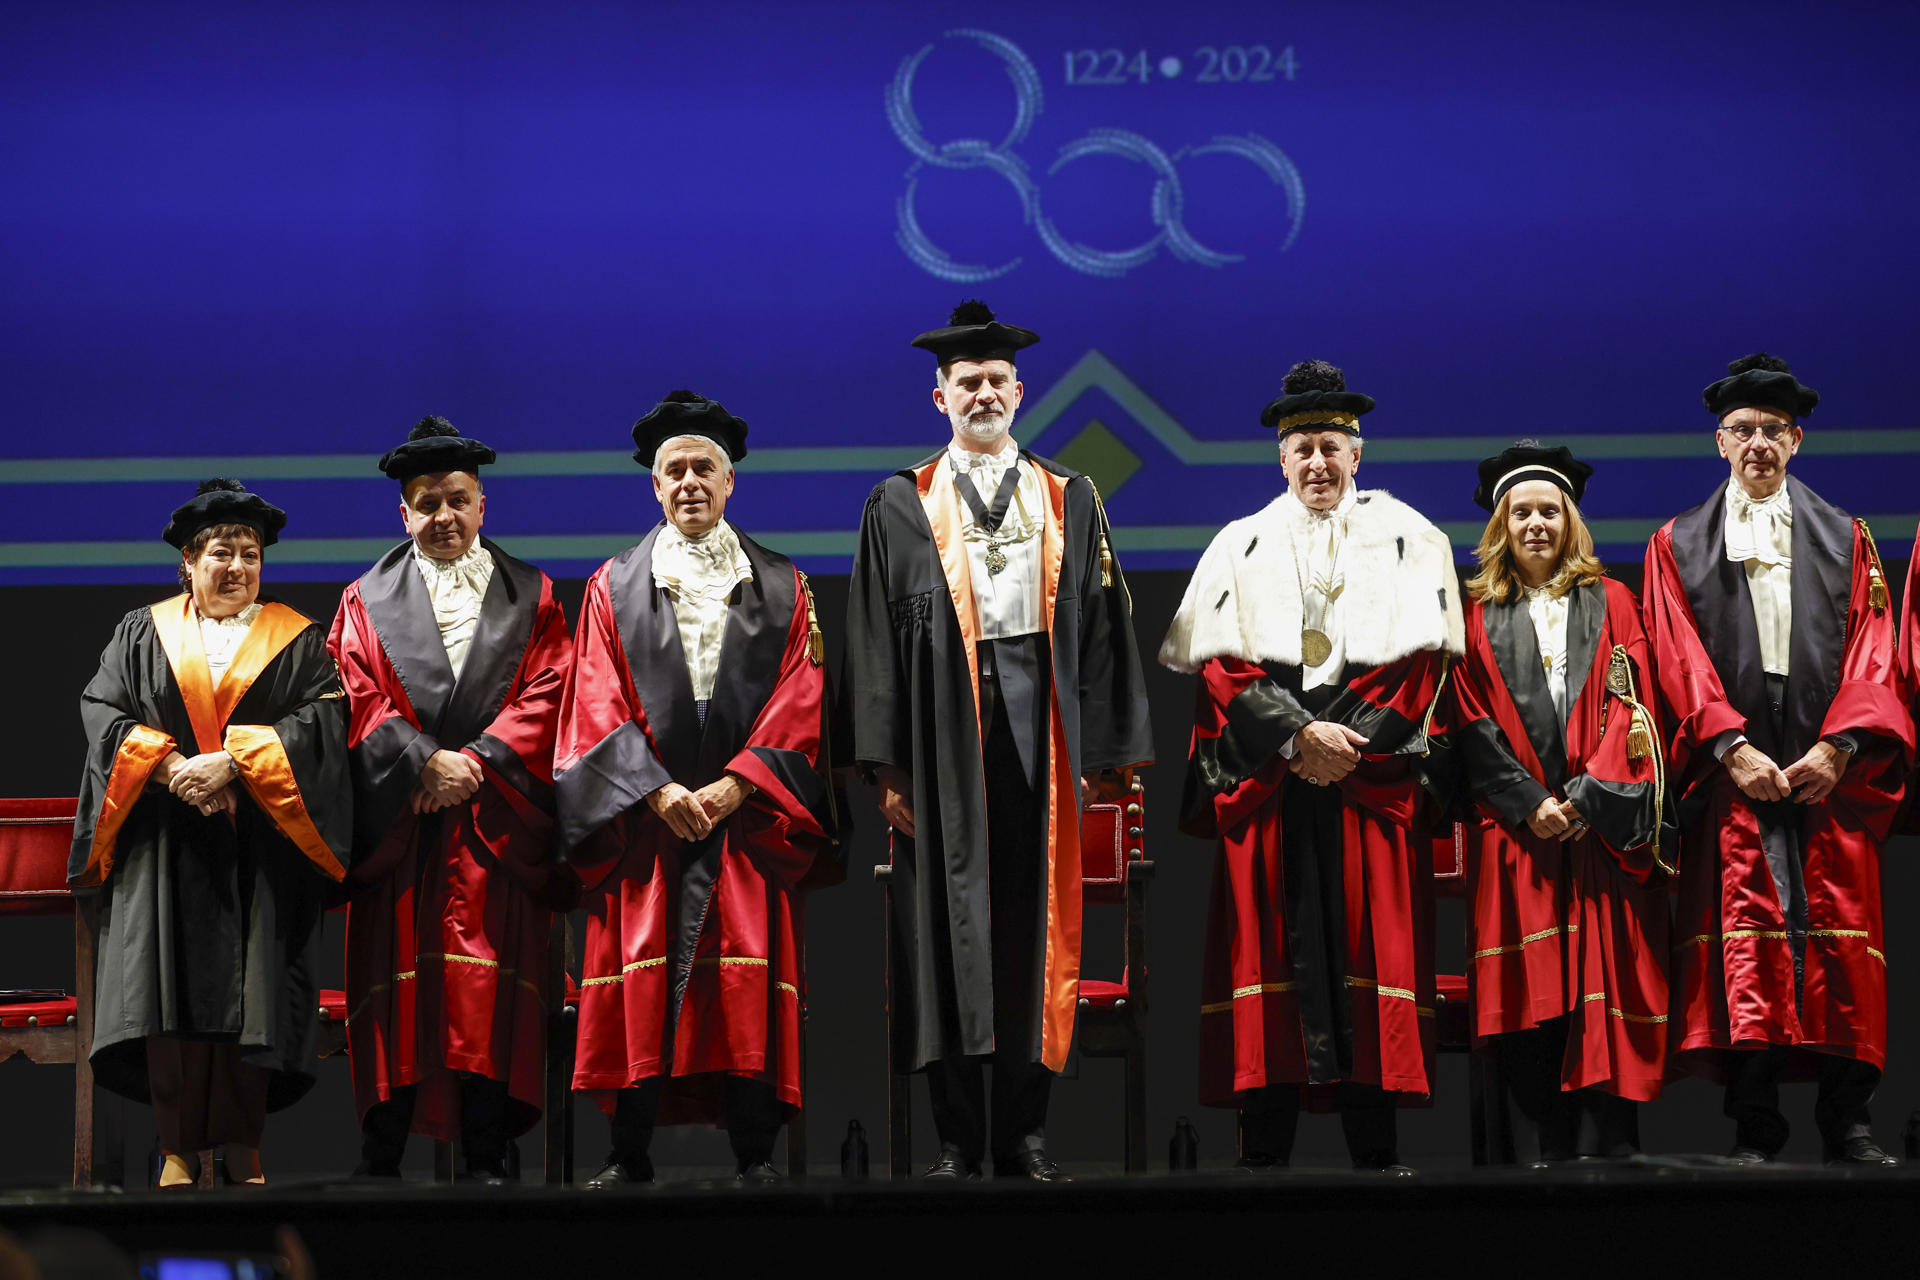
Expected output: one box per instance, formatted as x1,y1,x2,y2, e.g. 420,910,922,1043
1627,707,1653,762
800,571,825,666
1857,518,1889,611
1090,480,1115,589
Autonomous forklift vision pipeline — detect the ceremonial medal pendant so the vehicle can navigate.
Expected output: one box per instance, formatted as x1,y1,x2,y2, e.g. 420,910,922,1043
986,542,1008,576
1301,627,1332,667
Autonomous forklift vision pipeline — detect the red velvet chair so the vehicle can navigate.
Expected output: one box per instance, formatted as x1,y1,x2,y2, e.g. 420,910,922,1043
0,797,124,1188
878,774,1153,1176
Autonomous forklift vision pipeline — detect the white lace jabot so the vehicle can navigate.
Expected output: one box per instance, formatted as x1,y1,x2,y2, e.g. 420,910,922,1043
1524,585,1571,724
413,542,494,680
654,520,754,702
1283,484,1359,693
948,440,1042,641
198,600,263,684
1723,481,1793,676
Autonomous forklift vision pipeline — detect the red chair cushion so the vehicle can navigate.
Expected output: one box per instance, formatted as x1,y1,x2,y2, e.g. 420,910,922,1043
0,798,79,917
1077,978,1129,1009
0,996,78,1028
318,989,347,1023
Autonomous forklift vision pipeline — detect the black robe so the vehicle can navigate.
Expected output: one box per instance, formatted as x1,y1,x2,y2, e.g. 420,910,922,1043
70,597,351,1110
846,450,1152,1074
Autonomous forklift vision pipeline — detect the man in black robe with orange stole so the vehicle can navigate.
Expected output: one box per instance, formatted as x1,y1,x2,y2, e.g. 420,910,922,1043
1642,354,1910,1165
846,301,1151,1181
1159,361,1460,1173
329,418,574,1182
556,392,839,1185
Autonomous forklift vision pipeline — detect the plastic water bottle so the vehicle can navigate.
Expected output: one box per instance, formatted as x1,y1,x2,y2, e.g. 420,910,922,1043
842,1119,870,1180
1169,1115,1199,1172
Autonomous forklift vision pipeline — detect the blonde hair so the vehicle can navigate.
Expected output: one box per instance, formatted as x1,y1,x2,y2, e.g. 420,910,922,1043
1464,488,1605,604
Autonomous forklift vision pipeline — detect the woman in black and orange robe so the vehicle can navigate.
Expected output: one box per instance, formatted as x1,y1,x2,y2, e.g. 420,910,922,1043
1450,445,1669,1161
68,479,350,1188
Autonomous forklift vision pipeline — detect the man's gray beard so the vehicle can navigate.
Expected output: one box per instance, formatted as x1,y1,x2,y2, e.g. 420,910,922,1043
955,411,1013,444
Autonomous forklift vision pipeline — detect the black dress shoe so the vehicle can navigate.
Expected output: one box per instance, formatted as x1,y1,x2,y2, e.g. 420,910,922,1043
1233,1155,1289,1174
736,1161,784,1184
461,1162,514,1187
995,1149,1069,1182
1826,1137,1899,1168
583,1156,655,1188
922,1145,982,1181
349,1161,402,1180
1353,1156,1416,1176
1725,1146,1772,1167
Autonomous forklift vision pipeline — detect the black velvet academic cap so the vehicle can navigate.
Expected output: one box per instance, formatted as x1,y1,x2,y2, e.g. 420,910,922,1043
377,416,498,483
1703,353,1819,420
1473,441,1595,512
631,391,750,468
1259,359,1375,435
161,478,288,549
911,299,1041,367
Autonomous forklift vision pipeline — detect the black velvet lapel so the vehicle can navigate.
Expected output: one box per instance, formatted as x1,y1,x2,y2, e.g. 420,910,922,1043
1782,477,1851,763
1485,596,1567,785
1563,580,1604,739
437,538,542,748
607,524,701,782
696,530,797,783
358,541,455,736
1670,489,1776,759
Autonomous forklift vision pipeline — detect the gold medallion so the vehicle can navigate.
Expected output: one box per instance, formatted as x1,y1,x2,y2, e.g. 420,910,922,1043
986,543,1008,576
1301,627,1333,667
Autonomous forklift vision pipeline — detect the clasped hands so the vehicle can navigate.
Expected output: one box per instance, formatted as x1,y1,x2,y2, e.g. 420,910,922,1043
648,774,754,842
411,748,486,814
1285,721,1371,786
1525,796,1588,842
1726,739,1851,805
161,750,238,817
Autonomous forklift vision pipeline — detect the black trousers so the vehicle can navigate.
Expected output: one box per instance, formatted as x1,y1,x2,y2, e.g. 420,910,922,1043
1725,1047,1879,1158
361,1073,510,1172
927,635,1055,1171
1497,1019,1639,1160
608,1075,784,1171
1238,1082,1400,1169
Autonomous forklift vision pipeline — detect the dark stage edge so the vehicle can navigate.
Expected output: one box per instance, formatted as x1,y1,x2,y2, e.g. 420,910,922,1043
3,1165,1916,1275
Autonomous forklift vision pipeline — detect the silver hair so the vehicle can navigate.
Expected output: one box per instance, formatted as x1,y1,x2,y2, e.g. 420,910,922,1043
936,361,1018,388
651,434,734,481
1277,432,1363,458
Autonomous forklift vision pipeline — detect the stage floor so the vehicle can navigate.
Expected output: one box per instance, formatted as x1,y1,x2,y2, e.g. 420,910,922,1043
2,1162,1914,1276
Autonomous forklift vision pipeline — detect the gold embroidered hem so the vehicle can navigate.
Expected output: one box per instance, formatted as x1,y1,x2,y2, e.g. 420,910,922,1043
1473,922,1580,960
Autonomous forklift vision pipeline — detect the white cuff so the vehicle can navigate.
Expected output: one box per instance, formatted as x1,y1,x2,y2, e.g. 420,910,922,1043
1279,732,1299,760
1711,731,1748,763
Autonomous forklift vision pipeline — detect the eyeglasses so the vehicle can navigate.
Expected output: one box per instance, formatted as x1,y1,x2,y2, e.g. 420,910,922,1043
1719,423,1794,443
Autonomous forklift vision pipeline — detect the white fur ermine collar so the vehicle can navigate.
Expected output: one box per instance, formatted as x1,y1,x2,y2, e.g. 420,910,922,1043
1159,488,1465,674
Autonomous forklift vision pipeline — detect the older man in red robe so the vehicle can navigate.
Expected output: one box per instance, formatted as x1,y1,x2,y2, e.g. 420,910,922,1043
330,417,574,1182
555,392,839,1185
1642,354,1910,1165
1160,360,1461,1173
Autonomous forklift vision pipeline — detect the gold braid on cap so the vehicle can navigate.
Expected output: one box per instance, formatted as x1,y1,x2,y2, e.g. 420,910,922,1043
1274,411,1360,433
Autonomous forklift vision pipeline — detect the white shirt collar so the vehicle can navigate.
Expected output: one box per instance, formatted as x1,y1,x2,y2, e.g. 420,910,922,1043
948,437,1020,477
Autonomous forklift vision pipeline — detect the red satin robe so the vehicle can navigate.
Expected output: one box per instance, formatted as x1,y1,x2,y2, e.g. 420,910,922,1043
1644,486,1911,1078
1450,579,1670,1100
555,528,836,1123
328,543,573,1141
1188,652,1448,1108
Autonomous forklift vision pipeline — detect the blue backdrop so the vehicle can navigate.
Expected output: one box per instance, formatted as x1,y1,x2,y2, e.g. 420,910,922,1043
3,0,1916,583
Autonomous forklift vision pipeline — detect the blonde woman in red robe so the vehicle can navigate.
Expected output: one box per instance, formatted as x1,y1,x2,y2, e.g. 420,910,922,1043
1450,444,1669,1162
